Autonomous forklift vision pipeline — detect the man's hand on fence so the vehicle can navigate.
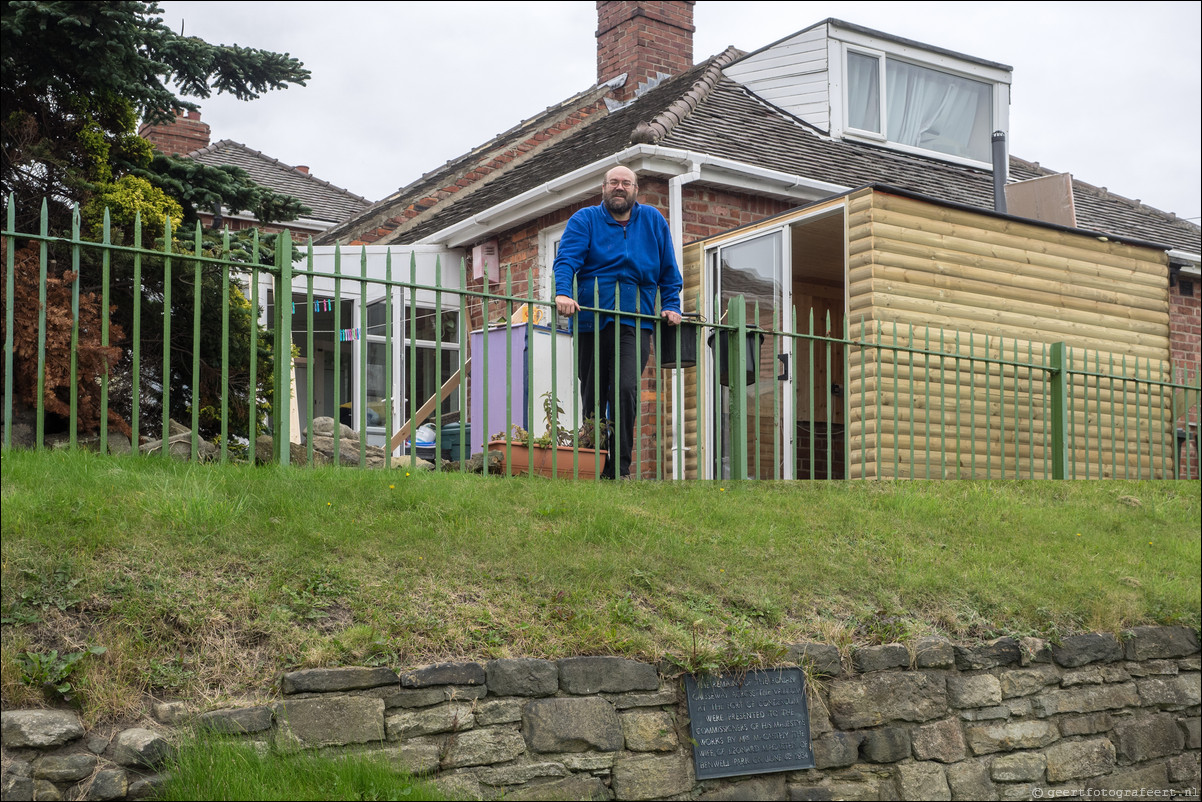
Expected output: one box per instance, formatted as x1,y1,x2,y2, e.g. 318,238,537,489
661,309,681,326
556,295,580,317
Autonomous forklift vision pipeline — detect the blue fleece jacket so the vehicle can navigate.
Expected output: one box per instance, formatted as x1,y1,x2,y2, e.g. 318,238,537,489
553,201,682,333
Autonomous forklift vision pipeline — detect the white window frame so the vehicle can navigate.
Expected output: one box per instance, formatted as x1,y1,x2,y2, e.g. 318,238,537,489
843,46,887,143
539,222,567,302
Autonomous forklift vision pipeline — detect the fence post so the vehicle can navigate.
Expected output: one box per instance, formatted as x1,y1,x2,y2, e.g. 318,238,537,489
729,295,748,480
274,230,293,465
1049,341,1069,479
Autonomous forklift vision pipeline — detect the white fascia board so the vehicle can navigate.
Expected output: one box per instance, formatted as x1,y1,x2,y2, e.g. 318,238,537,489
418,144,850,248
219,210,335,233
1168,249,1201,275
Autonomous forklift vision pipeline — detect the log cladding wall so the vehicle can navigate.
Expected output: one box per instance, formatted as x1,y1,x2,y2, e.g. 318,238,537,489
847,189,1175,480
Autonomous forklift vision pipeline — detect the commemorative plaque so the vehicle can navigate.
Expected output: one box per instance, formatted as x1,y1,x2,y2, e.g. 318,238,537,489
685,668,814,780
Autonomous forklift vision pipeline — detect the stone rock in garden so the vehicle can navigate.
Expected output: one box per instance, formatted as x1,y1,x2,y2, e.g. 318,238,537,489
1,775,34,802
111,728,172,768
486,658,558,697
460,450,504,474
0,710,84,749
281,666,399,694
88,768,129,801
557,656,658,694
611,752,694,801
32,778,62,801
1123,626,1201,660
305,417,355,440
32,753,97,782
523,697,622,753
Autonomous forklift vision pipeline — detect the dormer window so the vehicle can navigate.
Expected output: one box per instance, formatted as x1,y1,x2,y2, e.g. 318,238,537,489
723,19,1012,169
845,48,994,163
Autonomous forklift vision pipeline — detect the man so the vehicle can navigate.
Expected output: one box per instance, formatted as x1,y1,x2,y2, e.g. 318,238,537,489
554,165,682,479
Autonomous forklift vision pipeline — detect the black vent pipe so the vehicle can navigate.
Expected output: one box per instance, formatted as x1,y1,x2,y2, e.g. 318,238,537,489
992,130,1008,213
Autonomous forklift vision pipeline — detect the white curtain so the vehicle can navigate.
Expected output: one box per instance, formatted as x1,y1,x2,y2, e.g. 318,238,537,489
885,59,990,160
847,52,881,134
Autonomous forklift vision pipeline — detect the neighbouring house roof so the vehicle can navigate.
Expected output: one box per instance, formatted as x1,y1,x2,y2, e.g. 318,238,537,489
319,48,1201,256
191,140,371,227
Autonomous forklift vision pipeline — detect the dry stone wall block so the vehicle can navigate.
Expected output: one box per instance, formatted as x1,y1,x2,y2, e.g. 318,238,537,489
893,761,951,801
611,752,694,801
911,718,967,763
523,697,623,753
0,711,84,749
964,720,1059,755
828,672,948,729
557,657,658,694
486,658,558,697
280,666,399,694
274,695,384,748
1045,737,1116,782
441,727,527,769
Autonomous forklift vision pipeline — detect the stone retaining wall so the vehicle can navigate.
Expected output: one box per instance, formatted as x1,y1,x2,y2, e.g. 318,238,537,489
2,626,1198,800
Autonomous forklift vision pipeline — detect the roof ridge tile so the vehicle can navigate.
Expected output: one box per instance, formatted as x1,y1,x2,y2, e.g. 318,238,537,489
630,46,744,145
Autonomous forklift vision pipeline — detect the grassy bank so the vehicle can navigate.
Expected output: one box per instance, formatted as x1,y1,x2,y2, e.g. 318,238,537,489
2,449,1198,724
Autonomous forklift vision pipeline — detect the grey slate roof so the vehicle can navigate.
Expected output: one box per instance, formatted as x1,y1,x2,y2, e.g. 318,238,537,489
191,140,371,226
326,51,1200,255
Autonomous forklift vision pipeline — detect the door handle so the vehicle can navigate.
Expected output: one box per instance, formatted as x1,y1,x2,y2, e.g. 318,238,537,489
777,353,789,381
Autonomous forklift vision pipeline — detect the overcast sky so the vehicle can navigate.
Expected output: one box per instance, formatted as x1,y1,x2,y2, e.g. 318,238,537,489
156,1,1201,226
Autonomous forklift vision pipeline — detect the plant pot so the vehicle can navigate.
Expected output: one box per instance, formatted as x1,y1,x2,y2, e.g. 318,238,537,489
486,441,607,479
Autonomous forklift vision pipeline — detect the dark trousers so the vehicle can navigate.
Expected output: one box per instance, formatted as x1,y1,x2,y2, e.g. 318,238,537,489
577,324,651,478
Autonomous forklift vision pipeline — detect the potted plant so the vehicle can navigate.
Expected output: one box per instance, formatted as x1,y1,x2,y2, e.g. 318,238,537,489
487,392,610,479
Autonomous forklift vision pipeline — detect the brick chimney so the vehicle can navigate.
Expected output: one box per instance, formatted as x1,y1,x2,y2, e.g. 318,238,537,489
596,1,694,102
138,109,211,156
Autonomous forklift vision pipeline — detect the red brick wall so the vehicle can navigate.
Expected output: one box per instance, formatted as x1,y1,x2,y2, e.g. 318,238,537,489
1170,272,1200,478
597,1,695,101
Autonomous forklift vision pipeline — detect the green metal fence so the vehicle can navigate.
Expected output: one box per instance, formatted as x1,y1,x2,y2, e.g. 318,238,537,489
4,202,1199,480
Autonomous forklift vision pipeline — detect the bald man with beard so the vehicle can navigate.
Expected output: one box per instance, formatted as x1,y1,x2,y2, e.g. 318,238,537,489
554,166,683,479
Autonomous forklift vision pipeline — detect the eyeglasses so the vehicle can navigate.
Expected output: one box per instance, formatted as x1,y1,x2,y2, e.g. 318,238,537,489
605,179,636,189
